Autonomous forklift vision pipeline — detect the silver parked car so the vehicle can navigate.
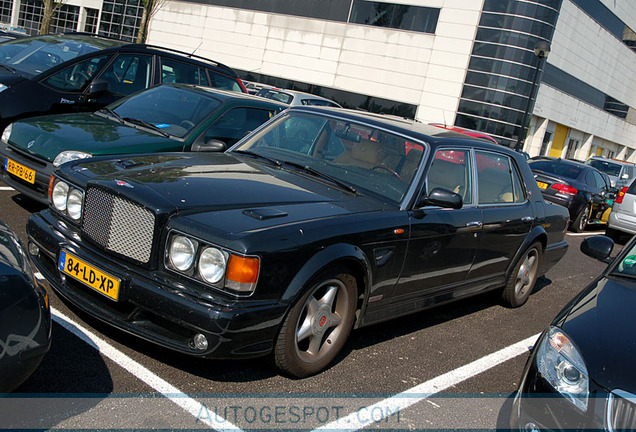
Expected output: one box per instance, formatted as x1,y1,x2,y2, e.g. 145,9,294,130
586,156,636,189
606,178,636,242
256,88,341,107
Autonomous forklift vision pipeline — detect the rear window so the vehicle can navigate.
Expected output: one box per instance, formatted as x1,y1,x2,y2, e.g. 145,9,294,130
529,160,582,180
257,89,293,104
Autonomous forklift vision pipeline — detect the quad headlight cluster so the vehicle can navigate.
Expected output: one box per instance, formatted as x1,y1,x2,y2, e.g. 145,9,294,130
165,232,259,294
49,177,84,221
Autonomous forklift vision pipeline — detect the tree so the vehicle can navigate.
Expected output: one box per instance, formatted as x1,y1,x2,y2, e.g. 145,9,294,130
40,0,65,35
136,0,168,43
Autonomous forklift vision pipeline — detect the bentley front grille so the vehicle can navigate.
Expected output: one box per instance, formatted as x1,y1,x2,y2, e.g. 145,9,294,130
82,187,155,263
608,390,636,432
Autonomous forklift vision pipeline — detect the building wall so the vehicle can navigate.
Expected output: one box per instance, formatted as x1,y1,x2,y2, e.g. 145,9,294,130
146,0,483,125
528,0,636,160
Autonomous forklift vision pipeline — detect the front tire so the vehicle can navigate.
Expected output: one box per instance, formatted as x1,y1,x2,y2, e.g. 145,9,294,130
502,242,542,308
274,266,357,378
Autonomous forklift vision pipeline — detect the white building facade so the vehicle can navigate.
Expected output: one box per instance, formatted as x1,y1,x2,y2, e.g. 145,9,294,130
2,0,635,159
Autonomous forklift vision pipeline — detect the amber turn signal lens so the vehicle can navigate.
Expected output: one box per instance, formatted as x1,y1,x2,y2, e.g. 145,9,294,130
226,255,259,284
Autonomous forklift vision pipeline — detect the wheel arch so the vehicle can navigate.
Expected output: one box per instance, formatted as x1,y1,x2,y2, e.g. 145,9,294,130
506,226,547,281
280,243,372,318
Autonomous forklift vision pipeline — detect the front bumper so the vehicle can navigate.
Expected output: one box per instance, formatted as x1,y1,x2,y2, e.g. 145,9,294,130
27,211,289,359
0,143,52,204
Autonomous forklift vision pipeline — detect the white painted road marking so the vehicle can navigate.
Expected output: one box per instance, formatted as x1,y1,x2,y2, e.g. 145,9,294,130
0,186,14,191
53,308,539,432
311,333,540,431
52,308,243,431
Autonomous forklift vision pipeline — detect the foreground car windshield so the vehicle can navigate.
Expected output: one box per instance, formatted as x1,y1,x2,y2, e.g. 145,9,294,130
0,35,121,77
104,85,222,138
231,111,425,203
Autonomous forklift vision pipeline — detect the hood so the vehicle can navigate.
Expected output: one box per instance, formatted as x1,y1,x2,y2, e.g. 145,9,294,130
65,152,369,218
0,68,26,85
9,113,177,162
556,277,636,392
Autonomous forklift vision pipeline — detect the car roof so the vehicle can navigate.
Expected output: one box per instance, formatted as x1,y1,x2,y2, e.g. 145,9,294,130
169,83,288,108
588,156,634,167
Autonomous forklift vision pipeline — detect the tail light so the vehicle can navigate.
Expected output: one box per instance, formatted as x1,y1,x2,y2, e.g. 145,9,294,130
615,187,628,204
551,183,578,196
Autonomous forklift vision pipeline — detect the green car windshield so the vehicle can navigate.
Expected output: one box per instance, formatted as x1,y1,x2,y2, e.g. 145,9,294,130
107,85,222,138
0,35,123,77
232,111,425,204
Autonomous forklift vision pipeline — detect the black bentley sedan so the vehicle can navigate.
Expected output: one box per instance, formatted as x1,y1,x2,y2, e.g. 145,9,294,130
26,107,569,377
511,235,636,431
0,220,51,392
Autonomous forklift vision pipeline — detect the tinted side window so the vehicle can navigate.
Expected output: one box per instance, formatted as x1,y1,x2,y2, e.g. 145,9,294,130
584,170,597,188
476,151,523,204
208,70,242,92
97,54,152,95
592,171,607,189
161,58,205,85
427,149,472,205
43,54,111,91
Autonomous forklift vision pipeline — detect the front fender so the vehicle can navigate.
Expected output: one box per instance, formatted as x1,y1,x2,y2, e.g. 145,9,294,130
280,243,373,313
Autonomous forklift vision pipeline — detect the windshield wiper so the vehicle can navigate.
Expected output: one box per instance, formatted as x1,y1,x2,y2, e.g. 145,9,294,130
99,107,124,123
123,117,170,137
233,150,282,167
283,161,357,194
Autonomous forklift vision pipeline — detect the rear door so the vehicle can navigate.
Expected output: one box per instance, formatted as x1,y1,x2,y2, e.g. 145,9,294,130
466,150,533,281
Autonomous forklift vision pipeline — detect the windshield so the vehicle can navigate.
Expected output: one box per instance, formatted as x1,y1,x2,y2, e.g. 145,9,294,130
0,35,122,77
106,85,222,138
230,111,425,203
587,159,622,177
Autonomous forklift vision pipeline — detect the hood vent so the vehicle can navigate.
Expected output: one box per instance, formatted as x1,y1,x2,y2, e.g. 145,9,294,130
242,208,288,220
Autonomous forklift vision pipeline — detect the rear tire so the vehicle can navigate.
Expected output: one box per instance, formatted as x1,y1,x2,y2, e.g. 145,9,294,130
274,266,357,378
571,205,590,233
502,242,542,308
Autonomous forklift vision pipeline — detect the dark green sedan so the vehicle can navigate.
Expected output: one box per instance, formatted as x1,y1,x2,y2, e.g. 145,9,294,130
0,83,286,203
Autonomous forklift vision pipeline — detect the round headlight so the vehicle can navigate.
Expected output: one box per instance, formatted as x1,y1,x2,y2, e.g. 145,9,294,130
198,247,226,284
1,123,12,143
67,188,83,220
52,181,69,211
169,235,196,271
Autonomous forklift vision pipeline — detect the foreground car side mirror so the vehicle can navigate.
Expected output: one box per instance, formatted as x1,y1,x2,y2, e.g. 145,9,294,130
88,78,109,96
581,235,614,263
418,187,463,209
191,138,227,152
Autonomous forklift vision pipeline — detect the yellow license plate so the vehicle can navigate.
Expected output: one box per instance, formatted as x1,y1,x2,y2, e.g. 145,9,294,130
537,181,548,190
4,157,36,184
59,250,120,301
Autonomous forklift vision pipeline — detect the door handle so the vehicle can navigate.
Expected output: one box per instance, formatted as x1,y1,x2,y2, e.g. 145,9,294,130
522,216,534,222
466,221,483,228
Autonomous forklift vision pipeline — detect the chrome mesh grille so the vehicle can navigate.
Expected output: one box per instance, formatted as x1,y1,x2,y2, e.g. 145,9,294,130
608,390,636,432
82,187,155,263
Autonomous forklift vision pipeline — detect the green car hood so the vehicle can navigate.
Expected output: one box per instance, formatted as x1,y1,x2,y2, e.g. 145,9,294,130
9,112,183,162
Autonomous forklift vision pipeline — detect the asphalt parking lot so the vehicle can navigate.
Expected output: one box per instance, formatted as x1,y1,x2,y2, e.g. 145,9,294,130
0,185,612,431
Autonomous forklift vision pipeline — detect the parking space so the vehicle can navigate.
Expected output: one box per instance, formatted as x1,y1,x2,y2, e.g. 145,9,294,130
0,187,611,430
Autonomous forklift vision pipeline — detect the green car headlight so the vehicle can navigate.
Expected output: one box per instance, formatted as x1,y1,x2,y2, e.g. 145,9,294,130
536,326,589,411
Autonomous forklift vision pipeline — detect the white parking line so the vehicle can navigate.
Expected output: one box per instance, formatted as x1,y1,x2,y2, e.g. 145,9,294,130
0,186,14,191
53,307,539,432
51,308,243,432
566,231,607,237
311,333,540,432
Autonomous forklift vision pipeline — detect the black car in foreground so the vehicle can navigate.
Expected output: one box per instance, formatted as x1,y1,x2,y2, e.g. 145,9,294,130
27,107,569,377
529,157,613,232
0,33,246,129
0,220,51,392
511,235,636,431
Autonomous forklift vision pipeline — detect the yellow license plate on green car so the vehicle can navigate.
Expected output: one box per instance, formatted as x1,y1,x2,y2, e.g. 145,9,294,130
59,250,121,301
4,157,36,184
537,181,548,190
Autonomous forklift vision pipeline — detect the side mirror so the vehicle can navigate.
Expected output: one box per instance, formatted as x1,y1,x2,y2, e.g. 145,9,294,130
88,78,109,96
580,235,614,263
419,187,463,209
191,138,227,152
